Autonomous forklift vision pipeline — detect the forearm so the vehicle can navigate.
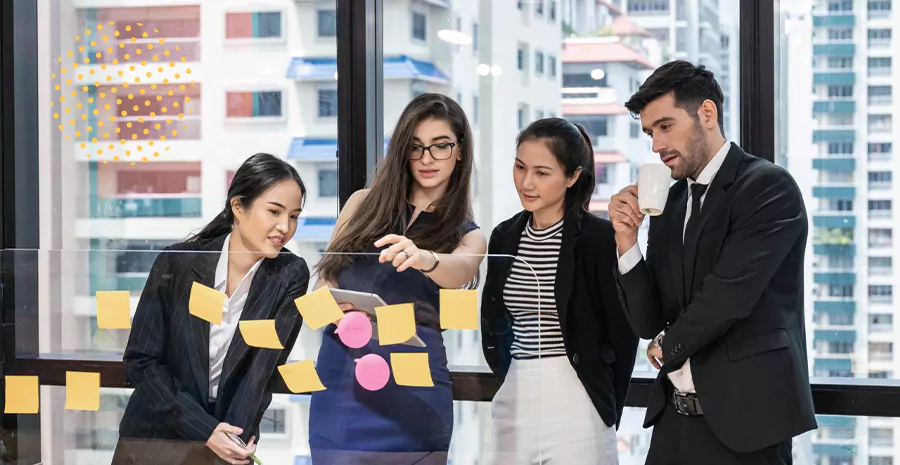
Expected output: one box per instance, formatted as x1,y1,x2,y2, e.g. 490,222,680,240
421,250,480,289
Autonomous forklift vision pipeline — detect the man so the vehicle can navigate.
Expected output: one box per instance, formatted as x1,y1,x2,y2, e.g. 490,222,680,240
609,60,816,464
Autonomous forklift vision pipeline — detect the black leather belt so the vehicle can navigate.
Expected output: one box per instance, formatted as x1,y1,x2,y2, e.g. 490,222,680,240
672,390,704,416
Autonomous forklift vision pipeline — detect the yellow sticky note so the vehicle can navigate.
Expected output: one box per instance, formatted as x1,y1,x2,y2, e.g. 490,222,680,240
96,290,132,329
375,303,415,346
390,353,434,387
439,289,479,330
277,360,326,393
294,286,344,330
239,320,284,349
189,281,226,325
66,371,100,411
4,376,39,414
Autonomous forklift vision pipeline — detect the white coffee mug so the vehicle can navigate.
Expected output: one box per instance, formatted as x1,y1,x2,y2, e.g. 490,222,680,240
638,163,672,216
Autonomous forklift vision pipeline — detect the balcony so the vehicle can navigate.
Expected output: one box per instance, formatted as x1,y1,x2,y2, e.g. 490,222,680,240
812,158,855,171
870,295,893,304
813,215,856,229
80,37,201,65
813,130,856,143
868,39,891,49
814,272,856,285
813,229,854,245
869,152,892,162
868,67,892,77
813,43,856,56
869,181,892,191
813,14,855,27
814,72,856,85
813,186,856,198
868,95,893,105
90,196,201,218
814,243,856,254
813,100,856,114
868,209,892,219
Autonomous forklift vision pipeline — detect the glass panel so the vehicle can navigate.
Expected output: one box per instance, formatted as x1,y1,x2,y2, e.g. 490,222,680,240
5,252,551,464
36,0,340,342
779,0,900,401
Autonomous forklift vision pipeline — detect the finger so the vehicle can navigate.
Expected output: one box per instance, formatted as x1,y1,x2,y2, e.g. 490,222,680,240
396,253,420,272
615,205,640,227
624,184,639,196
223,425,243,435
338,303,355,312
374,234,402,248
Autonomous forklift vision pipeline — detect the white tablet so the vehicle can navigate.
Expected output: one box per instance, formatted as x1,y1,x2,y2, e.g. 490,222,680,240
328,288,426,348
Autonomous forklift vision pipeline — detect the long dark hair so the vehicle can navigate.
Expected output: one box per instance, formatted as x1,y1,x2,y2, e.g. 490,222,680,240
187,153,307,242
516,117,595,218
317,93,475,282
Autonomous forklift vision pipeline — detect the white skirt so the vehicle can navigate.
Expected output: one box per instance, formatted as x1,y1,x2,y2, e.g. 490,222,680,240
486,356,619,465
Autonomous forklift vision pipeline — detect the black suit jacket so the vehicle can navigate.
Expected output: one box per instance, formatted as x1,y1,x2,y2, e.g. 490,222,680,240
481,210,639,428
615,144,817,452
112,235,309,465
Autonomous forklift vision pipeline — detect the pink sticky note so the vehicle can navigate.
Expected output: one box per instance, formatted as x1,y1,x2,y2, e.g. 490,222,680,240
336,311,372,349
355,354,390,391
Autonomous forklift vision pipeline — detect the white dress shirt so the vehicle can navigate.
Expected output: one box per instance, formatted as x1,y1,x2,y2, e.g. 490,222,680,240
208,233,263,401
619,141,731,393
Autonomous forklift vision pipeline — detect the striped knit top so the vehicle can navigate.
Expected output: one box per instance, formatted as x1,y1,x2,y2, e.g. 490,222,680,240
503,218,566,359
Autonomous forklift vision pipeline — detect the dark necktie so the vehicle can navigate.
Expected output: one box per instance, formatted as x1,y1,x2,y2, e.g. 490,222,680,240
683,182,708,298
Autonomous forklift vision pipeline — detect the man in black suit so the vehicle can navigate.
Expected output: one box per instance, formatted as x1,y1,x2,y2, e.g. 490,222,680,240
608,60,817,464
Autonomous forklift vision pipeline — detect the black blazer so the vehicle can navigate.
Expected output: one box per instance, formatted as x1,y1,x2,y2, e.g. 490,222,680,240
112,235,309,465
615,144,817,453
481,210,639,428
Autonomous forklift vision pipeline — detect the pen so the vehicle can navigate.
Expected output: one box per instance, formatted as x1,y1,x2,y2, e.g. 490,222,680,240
224,431,262,465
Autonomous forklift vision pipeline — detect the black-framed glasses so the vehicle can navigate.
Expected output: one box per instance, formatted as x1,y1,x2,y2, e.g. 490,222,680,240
409,141,458,160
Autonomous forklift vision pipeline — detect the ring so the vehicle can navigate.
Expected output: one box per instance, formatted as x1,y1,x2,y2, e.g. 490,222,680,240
397,251,408,258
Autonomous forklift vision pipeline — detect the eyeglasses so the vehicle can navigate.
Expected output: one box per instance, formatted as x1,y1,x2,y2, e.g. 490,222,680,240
409,141,458,161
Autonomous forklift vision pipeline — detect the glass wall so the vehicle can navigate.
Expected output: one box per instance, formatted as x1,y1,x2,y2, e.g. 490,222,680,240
778,0,900,462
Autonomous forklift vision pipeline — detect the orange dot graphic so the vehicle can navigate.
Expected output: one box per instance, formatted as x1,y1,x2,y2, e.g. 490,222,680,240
126,151,131,156
98,121,105,127
144,100,150,106
58,125,64,131
121,111,128,116
137,146,143,151
164,50,170,56
125,25,131,32
160,39,166,45
143,129,149,135
139,89,146,95
118,71,124,77
82,86,89,92
116,128,122,133
115,31,120,37
75,131,81,137
124,54,131,60
171,130,178,136
142,32,148,38
76,103,83,109
132,105,139,111
168,90,174,96
53,113,59,119
148,140,155,146
99,92,106,98
142,157,148,162
154,152,159,157
80,143,86,148
136,48,142,55
86,29,92,35
131,134,137,140
55,85,61,91
90,41,97,47
162,107,168,113
117,99,122,104
64,108,71,114
161,135,167,141
156,96,163,101
150,112,156,117
92,139,98,144
126,122,132,128
174,73,180,79
88,97,94,103
113,59,119,64
134,78,141,83
108,144,114,149
95,53,102,58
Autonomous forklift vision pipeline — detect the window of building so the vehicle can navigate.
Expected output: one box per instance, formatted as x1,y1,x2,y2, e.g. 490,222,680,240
225,11,282,39
318,89,338,117
318,169,338,197
318,10,337,37
226,91,282,118
412,11,427,41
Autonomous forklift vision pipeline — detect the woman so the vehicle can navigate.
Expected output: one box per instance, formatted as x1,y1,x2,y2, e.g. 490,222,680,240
481,118,639,464
112,153,311,465
309,93,486,464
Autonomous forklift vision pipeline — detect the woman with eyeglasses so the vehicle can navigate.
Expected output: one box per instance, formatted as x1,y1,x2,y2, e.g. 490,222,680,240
308,93,486,465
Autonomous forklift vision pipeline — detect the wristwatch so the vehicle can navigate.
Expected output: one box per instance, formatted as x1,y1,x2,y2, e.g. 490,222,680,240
652,331,665,349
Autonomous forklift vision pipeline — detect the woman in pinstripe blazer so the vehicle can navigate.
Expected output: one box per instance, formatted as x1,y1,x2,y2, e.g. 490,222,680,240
112,154,311,465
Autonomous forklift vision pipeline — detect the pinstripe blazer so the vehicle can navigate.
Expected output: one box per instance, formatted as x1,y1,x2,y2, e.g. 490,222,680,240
112,235,309,465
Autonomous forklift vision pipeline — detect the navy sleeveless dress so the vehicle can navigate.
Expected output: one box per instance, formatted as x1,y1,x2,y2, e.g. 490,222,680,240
308,210,479,464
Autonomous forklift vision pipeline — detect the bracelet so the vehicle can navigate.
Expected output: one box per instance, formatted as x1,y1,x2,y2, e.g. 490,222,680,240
421,250,440,273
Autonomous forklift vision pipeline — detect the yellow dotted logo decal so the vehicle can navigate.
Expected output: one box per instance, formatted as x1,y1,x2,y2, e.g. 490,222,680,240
51,22,197,164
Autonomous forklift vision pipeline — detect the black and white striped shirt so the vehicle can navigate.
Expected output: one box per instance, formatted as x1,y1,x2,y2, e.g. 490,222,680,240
503,219,566,359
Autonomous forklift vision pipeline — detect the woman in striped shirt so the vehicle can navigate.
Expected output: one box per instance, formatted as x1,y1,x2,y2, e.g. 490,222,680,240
481,118,639,464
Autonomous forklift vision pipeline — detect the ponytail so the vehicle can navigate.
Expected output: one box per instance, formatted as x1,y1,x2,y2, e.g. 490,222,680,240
186,204,235,242
567,122,596,216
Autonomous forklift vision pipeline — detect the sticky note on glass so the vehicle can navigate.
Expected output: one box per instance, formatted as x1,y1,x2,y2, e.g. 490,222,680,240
278,360,326,393
66,371,100,411
5,376,39,414
189,282,226,325
390,353,434,387
375,303,415,346
294,286,344,330
239,320,284,349
96,290,132,329
439,289,479,330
